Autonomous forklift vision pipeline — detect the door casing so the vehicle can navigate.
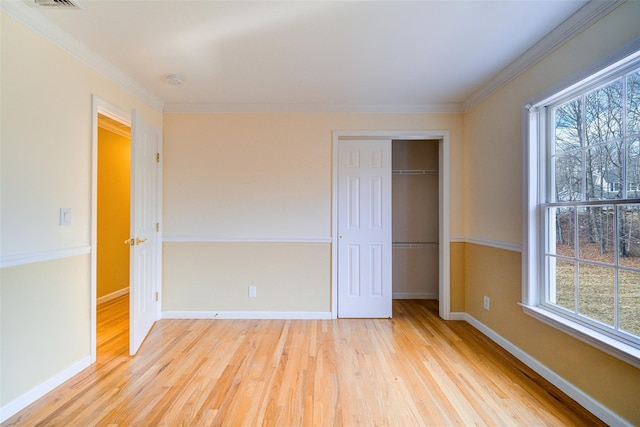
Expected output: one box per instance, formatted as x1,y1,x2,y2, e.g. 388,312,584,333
90,96,162,361
332,130,451,320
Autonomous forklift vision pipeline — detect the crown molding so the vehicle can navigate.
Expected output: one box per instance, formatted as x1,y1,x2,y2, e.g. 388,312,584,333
163,102,463,114
3,0,622,115
1,0,164,111
462,0,625,112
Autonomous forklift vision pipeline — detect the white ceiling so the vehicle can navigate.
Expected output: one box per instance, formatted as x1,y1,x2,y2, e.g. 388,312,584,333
10,0,598,112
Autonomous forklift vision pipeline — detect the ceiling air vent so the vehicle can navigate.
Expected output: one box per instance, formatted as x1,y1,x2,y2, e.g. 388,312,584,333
34,0,82,9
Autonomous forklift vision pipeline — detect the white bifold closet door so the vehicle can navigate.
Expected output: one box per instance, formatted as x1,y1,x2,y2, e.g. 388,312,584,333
337,139,392,318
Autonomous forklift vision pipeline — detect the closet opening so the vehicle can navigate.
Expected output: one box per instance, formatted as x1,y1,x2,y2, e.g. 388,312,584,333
392,139,439,301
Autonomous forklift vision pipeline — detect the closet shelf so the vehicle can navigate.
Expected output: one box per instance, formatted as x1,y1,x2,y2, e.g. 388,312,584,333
392,169,438,175
393,242,439,248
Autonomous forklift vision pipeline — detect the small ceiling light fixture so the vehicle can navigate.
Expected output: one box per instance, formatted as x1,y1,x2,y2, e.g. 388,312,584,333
166,74,184,86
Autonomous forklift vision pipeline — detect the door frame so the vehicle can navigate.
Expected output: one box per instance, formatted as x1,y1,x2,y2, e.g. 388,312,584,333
90,96,163,361
332,130,451,320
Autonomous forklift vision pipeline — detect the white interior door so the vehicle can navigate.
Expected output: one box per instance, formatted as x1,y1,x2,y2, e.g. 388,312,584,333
129,109,160,355
338,139,392,318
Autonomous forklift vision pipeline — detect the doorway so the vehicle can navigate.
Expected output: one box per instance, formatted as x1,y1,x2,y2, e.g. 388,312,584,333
332,130,451,320
91,97,162,361
96,114,131,357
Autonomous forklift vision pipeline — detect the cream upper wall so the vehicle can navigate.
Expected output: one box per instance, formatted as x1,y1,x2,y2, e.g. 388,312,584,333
1,12,162,257
1,10,162,411
463,1,640,245
163,113,464,239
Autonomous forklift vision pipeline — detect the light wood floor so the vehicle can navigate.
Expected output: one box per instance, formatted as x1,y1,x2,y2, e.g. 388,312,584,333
3,297,604,426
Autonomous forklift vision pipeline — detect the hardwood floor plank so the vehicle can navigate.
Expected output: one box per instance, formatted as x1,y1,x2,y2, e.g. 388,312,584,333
2,297,606,426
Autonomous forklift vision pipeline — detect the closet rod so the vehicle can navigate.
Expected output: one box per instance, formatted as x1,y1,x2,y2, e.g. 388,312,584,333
392,169,438,175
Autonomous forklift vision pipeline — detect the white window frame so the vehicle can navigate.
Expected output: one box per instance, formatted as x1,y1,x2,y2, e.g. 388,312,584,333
522,37,640,369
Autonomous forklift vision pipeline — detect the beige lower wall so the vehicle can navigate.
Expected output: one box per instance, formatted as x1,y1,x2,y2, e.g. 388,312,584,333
163,242,330,312
449,242,465,313
0,256,91,406
464,243,640,424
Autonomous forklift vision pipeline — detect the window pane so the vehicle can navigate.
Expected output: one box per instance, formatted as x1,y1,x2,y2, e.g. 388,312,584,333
586,142,623,200
578,206,615,264
554,153,582,202
578,263,614,326
553,257,576,312
585,80,623,145
628,71,640,136
555,99,583,153
551,207,575,257
619,269,640,337
619,204,640,268
627,138,640,199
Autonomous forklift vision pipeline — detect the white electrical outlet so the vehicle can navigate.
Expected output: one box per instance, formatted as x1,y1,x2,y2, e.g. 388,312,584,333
483,296,490,311
248,286,257,298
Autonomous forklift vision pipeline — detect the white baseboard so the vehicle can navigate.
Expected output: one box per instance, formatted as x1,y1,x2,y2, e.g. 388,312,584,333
162,310,332,320
462,313,631,427
393,292,438,299
449,311,466,321
0,356,91,423
97,287,129,305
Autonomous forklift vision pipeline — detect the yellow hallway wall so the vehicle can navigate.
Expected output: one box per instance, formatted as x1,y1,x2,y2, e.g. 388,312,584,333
97,128,130,299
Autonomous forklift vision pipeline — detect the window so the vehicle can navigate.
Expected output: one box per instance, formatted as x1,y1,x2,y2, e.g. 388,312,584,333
523,41,640,368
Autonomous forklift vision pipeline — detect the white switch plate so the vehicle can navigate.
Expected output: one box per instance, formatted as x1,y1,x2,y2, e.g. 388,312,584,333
60,208,72,226
483,296,490,311
248,286,257,298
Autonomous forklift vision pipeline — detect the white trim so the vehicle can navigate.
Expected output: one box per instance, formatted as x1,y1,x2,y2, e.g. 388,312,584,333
0,1,164,112
527,37,640,109
392,293,438,300
162,236,332,244
462,1,625,111
0,356,91,424
520,304,640,370
97,287,129,305
449,312,466,321
163,103,463,114
162,311,332,320
331,130,451,321
448,236,523,253
522,39,640,367
464,237,523,253
91,96,133,363
0,0,621,116
0,246,91,268
462,313,632,427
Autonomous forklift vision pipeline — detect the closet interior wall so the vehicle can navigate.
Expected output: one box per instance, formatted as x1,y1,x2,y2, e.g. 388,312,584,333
392,140,439,299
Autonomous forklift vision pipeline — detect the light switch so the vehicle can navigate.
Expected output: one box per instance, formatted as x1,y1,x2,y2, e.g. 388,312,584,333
60,208,72,226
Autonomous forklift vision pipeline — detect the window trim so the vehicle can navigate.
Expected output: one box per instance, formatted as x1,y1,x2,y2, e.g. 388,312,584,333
522,37,640,369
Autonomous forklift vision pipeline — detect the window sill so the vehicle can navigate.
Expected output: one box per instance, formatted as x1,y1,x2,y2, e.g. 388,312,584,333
520,303,640,369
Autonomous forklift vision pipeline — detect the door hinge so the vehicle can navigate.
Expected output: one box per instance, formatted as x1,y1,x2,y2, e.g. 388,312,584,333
155,292,159,301
156,222,160,232
156,153,160,163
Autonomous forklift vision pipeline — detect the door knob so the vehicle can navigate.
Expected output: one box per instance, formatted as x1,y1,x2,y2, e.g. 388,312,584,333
124,237,148,246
